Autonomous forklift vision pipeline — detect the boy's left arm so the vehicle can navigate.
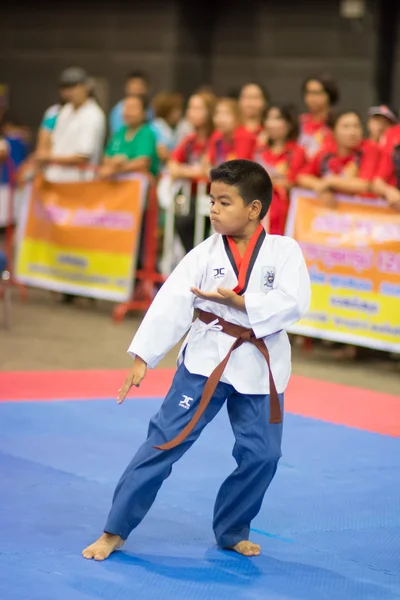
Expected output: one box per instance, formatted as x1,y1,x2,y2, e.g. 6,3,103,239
192,241,311,337
244,242,311,338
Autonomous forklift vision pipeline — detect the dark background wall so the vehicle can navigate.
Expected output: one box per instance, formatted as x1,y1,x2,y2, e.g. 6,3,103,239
0,0,398,129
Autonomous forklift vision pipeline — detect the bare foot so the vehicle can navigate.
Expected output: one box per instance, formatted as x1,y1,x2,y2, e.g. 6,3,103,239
82,533,124,561
229,540,261,557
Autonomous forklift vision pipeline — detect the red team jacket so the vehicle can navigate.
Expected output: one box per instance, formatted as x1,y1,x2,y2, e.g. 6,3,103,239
207,128,257,166
298,113,335,159
298,139,381,181
171,133,209,165
375,124,400,188
256,141,307,235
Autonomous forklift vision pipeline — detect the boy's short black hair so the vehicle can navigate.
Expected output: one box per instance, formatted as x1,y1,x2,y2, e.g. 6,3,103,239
210,159,273,220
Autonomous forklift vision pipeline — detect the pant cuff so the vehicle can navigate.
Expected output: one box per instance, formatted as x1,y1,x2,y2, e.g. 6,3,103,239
215,528,250,548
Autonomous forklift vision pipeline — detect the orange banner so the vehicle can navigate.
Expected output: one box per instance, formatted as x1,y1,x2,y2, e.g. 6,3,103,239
15,175,147,301
286,189,400,352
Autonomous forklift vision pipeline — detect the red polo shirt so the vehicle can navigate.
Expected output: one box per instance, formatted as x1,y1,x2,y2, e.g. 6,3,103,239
375,124,400,188
256,141,307,183
207,127,256,166
299,139,381,181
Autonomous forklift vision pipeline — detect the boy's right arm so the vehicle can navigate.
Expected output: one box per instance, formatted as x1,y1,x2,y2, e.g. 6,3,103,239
118,355,147,404
118,249,202,401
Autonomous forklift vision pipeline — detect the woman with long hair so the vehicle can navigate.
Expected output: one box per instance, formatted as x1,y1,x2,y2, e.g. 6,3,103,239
166,92,216,252
299,74,338,158
238,83,269,136
204,98,256,172
256,103,306,234
168,92,215,181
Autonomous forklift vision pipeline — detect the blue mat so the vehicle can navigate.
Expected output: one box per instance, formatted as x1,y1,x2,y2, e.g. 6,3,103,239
0,399,399,600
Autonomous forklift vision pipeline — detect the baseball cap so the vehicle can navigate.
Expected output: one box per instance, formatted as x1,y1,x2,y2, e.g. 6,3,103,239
368,105,398,124
59,67,89,87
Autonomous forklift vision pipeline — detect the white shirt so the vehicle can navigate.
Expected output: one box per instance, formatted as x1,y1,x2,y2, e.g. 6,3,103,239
128,232,311,395
45,99,106,182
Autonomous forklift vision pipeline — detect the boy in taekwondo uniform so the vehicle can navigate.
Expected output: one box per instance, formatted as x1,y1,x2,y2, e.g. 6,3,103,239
83,159,311,561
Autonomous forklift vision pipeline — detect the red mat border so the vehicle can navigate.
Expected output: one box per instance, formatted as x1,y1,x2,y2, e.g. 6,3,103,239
0,369,399,437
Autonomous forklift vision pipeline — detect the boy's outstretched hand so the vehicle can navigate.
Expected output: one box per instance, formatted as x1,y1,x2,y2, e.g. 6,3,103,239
191,287,246,312
118,356,147,404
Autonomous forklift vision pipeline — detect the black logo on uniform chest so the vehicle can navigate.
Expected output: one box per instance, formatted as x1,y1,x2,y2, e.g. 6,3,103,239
213,267,226,279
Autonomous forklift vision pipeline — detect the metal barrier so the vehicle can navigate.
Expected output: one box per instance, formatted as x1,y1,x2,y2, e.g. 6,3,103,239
158,176,212,275
113,181,166,321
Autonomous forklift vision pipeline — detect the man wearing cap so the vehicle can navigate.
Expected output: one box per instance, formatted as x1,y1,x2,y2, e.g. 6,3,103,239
35,67,106,182
367,105,398,144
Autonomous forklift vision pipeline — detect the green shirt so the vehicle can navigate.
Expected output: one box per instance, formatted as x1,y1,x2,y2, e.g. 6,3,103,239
105,124,159,175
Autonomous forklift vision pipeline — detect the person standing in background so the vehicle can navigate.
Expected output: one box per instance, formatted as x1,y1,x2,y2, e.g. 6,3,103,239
151,92,193,164
299,74,338,158
35,67,106,183
168,92,215,182
366,105,397,144
109,71,153,136
256,104,306,234
99,95,158,178
297,110,381,208
238,83,269,136
0,112,30,185
167,92,216,252
373,122,400,211
204,98,256,172
35,78,73,156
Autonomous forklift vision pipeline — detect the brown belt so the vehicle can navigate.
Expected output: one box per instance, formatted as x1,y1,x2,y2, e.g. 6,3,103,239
154,310,282,451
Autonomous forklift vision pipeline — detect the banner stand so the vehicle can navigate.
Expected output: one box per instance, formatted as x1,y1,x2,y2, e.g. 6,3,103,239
113,183,166,322
3,159,27,302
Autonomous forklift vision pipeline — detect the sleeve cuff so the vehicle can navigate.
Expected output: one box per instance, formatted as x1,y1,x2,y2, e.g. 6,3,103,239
127,344,159,369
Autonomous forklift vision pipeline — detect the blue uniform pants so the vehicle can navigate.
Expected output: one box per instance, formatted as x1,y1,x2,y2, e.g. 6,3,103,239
104,362,283,547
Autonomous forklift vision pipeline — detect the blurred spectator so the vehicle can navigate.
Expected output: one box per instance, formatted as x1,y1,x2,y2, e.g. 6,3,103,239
35,81,72,156
167,92,216,252
299,74,338,158
168,92,215,181
0,112,30,184
151,92,192,163
367,105,397,144
297,110,381,208
0,110,31,146
109,71,153,136
36,67,106,182
238,83,269,135
100,95,158,178
195,84,215,96
373,123,400,210
204,98,256,172
256,103,306,234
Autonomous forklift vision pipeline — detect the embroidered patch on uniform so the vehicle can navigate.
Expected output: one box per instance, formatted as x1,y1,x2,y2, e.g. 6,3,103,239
261,266,275,291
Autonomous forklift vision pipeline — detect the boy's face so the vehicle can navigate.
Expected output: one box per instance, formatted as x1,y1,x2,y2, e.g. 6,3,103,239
209,181,261,236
